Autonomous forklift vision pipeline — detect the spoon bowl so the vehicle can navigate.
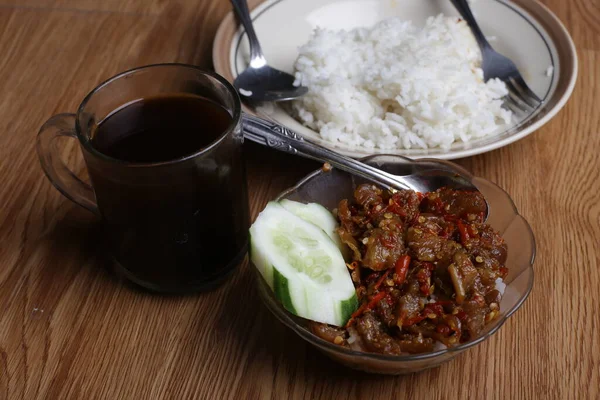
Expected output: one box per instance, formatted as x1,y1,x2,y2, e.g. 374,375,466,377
230,0,308,102
234,65,308,102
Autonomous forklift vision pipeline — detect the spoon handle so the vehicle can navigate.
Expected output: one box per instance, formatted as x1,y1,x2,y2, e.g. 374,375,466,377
242,114,411,190
449,0,491,51
230,0,267,68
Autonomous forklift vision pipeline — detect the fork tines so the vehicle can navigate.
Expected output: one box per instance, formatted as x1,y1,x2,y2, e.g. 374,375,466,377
504,76,543,113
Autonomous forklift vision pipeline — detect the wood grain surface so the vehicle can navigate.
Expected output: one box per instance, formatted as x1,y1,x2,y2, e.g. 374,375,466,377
0,0,598,399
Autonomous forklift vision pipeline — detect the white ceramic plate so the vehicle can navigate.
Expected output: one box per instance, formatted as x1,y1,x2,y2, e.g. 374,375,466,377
214,0,577,159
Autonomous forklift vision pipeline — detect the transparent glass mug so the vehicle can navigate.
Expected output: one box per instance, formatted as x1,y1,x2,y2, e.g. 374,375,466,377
36,64,249,293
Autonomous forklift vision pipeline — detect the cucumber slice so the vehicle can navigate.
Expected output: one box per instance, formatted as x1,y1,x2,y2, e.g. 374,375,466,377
279,199,346,254
250,202,358,326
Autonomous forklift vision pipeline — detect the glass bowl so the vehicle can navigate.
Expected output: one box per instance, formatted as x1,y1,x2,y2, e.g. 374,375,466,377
252,155,535,375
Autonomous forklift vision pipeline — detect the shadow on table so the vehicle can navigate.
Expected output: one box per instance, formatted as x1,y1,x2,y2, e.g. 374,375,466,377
9,203,122,314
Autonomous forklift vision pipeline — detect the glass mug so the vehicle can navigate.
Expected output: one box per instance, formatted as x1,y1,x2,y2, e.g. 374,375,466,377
37,64,250,293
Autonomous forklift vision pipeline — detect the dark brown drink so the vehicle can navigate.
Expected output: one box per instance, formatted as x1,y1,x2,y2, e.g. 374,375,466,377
86,94,249,292
91,95,232,163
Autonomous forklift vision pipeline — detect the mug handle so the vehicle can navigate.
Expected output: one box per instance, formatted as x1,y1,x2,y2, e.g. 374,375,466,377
36,113,99,215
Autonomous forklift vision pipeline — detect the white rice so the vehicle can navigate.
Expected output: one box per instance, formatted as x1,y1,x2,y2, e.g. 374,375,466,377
291,15,512,150
433,341,448,351
495,278,506,295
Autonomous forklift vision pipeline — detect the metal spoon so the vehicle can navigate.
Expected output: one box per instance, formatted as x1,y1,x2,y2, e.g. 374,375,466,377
230,0,308,102
242,114,490,217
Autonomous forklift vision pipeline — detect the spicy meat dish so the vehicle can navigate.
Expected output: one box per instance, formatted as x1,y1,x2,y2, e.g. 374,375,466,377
310,184,508,355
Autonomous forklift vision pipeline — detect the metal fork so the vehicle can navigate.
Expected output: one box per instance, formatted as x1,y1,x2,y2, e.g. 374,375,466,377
450,0,543,113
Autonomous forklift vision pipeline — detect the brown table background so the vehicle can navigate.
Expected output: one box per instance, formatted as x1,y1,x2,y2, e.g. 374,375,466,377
0,0,598,399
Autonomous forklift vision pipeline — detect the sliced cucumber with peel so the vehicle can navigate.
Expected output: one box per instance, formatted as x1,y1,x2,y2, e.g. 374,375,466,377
280,199,345,253
250,202,358,327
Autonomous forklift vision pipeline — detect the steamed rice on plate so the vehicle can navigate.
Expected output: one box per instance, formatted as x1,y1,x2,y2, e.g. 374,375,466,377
291,15,512,150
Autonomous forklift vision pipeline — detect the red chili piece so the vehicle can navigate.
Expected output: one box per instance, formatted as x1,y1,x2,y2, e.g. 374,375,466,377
423,304,444,317
366,291,387,309
403,315,427,327
387,202,407,217
403,303,445,327
374,269,391,290
435,198,446,214
345,304,367,328
410,211,421,225
367,202,384,219
346,291,388,327
443,214,459,223
423,262,435,271
416,264,433,295
394,255,411,285
350,304,367,320
380,234,397,249
457,220,470,244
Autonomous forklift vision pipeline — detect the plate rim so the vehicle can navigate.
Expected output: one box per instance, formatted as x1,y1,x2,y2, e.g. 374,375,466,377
213,0,578,160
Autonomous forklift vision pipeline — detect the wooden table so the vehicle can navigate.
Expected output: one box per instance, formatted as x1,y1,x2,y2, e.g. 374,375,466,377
0,0,597,398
